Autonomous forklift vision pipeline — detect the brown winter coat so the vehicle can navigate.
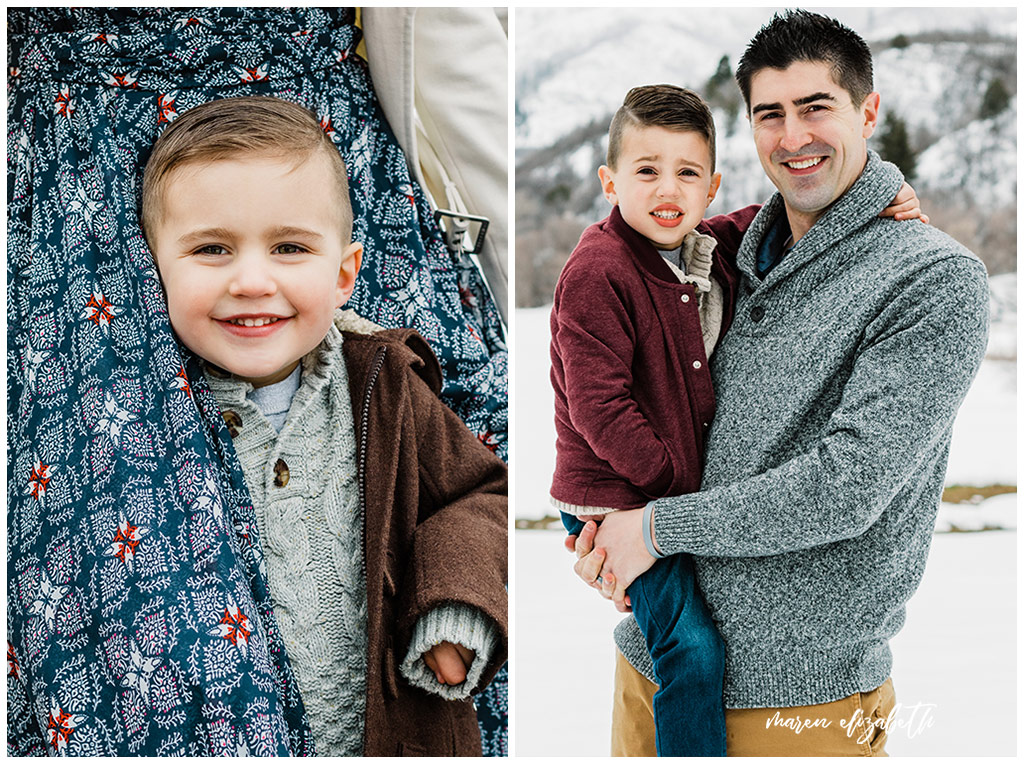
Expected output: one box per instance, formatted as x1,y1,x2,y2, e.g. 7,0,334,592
343,327,508,757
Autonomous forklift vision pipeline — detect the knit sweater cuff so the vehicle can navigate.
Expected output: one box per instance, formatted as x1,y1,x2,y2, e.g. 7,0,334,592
651,495,710,556
549,496,622,516
643,501,668,558
400,604,499,700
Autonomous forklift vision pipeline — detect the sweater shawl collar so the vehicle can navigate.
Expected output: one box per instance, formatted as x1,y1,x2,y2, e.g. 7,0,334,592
735,150,904,285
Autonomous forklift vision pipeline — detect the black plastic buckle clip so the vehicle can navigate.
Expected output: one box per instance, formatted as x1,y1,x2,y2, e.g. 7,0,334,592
433,209,489,258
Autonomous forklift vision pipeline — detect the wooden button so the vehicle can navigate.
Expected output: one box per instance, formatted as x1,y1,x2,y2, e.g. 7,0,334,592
222,410,242,437
273,459,290,488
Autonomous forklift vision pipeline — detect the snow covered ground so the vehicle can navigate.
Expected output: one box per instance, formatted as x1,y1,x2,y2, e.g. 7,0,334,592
511,280,1016,756
513,530,1016,757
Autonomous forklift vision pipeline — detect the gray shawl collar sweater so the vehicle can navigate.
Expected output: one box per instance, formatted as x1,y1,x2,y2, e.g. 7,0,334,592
615,151,989,708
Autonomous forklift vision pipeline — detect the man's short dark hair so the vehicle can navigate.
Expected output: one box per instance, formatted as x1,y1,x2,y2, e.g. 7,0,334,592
607,84,716,172
735,10,874,111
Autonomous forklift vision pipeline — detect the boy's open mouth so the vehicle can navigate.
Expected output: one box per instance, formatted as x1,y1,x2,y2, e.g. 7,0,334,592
217,315,291,337
226,316,283,327
650,205,684,227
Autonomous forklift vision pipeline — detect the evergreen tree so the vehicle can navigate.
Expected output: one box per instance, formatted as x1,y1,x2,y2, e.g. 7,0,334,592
705,55,733,101
877,113,916,183
704,55,741,133
979,77,1011,120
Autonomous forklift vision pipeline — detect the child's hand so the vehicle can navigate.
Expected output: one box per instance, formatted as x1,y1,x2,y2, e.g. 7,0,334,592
422,641,475,686
879,181,930,224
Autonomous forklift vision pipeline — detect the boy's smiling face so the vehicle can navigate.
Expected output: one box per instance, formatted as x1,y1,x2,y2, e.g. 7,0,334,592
150,152,361,387
598,125,721,251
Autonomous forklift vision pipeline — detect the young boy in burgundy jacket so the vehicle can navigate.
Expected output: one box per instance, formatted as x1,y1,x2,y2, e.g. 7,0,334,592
549,85,918,756
550,84,751,757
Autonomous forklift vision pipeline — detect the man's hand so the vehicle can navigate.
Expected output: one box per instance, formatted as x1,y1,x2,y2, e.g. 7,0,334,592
880,181,930,224
422,641,475,685
562,513,605,554
566,520,606,588
590,509,657,611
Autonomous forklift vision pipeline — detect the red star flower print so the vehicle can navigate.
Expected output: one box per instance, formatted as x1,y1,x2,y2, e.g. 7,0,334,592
81,288,123,333
209,604,252,657
157,91,179,124
26,460,52,501
234,63,269,83
54,86,75,119
8,642,20,680
100,70,139,89
169,366,191,397
47,703,86,755
104,517,151,574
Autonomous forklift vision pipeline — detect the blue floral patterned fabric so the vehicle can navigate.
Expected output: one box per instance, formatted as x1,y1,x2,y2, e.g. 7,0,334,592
7,7,507,756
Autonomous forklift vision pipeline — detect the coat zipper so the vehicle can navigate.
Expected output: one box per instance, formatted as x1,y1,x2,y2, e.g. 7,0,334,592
357,346,388,708
358,346,387,580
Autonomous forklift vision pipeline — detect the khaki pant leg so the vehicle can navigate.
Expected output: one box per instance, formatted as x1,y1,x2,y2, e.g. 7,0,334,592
610,648,896,757
610,650,657,756
726,678,896,757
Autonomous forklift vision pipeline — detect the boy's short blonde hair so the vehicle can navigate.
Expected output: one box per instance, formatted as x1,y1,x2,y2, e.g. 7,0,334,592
142,95,352,244
606,85,717,172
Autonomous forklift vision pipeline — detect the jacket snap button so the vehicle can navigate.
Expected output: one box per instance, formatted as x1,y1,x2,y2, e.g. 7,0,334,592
273,459,290,487
692,360,702,370
750,305,765,322
222,410,242,437
680,293,690,303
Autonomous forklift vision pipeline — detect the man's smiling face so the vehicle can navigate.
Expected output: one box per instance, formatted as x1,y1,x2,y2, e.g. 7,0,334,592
748,59,879,236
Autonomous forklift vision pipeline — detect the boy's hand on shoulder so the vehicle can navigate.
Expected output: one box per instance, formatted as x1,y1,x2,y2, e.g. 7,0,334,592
423,641,475,686
879,181,930,224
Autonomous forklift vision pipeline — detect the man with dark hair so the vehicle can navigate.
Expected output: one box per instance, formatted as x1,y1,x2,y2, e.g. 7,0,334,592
735,9,874,109
574,10,989,756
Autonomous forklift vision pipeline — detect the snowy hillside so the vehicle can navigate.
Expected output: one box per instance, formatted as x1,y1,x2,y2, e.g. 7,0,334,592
516,8,1017,150
515,7,1018,306
914,101,1017,209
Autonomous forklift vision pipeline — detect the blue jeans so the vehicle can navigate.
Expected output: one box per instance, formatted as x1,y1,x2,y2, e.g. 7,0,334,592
562,512,726,756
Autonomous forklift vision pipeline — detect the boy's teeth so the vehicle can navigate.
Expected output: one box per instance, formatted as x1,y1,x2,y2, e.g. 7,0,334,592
651,210,681,219
786,157,823,169
230,317,280,327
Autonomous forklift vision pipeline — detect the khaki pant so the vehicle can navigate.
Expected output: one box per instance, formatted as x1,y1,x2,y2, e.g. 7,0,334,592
611,650,895,756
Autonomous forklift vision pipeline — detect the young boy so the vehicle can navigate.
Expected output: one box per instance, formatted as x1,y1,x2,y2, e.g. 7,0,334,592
550,85,921,756
550,84,745,757
141,96,507,757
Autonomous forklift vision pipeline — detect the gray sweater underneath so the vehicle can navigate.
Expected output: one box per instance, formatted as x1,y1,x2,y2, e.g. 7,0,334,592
615,152,989,708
